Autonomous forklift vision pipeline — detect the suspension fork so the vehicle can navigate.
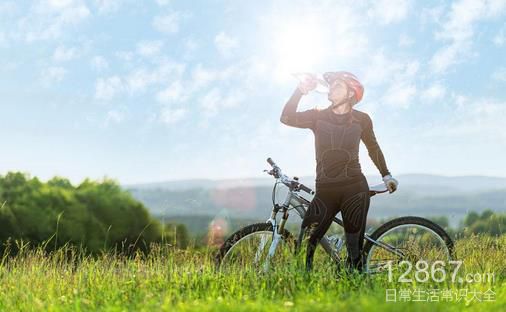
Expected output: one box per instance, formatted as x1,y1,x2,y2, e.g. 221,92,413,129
262,205,289,272
254,204,281,264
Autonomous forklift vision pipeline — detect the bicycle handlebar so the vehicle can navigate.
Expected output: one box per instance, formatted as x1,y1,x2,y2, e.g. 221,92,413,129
299,183,313,194
267,157,275,167
265,157,387,198
265,157,315,195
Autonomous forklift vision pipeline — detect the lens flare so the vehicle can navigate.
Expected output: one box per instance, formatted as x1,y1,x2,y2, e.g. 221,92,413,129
207,217,229,247
209,183,256,212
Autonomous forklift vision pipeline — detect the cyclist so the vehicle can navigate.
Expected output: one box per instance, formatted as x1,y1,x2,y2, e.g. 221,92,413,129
280,71,399,272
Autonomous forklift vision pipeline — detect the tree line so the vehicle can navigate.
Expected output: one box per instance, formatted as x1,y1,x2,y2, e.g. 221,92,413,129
0,172,188,254
1,171,503,255
427,209,505,238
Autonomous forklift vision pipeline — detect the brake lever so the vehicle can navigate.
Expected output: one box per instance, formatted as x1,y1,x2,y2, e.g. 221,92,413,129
263,169,273,176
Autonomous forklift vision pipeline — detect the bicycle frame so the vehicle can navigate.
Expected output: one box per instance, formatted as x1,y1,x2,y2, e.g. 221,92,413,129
261,185,404,271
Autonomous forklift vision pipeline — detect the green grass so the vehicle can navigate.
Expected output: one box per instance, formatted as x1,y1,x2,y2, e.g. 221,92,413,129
0,234,504,311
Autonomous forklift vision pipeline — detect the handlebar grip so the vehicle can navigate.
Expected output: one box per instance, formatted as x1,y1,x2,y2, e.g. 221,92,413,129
267,157,275,166
299,183,314,195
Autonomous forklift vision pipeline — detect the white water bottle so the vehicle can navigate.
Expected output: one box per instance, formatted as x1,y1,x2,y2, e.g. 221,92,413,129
292,72,329,93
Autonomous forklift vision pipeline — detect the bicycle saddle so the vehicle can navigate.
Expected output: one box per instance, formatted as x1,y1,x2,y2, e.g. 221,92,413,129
369,183,388,196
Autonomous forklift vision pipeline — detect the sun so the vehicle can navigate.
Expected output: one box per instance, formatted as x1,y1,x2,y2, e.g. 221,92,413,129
270,18,329,82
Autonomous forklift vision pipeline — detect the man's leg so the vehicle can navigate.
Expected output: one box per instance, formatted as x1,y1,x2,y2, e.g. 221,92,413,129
340,188,370,272
301,189,338,272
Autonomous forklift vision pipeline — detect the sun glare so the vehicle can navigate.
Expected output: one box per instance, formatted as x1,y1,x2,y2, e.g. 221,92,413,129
271,19,328,82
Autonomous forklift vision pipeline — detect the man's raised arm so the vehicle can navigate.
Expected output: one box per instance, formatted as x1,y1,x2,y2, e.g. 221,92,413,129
280,88,318,129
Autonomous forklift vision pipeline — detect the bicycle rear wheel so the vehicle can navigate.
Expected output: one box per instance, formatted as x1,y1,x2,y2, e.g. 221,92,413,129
215,223,295,272
363,216,454,274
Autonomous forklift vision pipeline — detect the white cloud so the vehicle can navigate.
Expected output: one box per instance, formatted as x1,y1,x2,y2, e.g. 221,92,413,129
95,0,123,14
367,0,411,25
200,88,244,116
152,11,182,34
155,0,170,6
42,66,67,85
159,107,186,124
184,37,198,51
492,67,506,82
125,60,186,94
191,64,237,89
398,33,414,47
200,89,221,114
115,51,134,62
181,37,199,60
18,0,91,42
214,32,239,57
493,24,505,46
361,52,404,87
404,60,420,77
423,96,506,141
430,0,506,74
361,51,419,88
136,40,164,57
105,109,125,125
95,76,123,100
454,94,469,109
47,0,75,9
0,32,6,46
91,55,109,71
430,41,470,74
382,83,417,109
93,57,186,101
192,65,217,88
421,82,447,102
420,5,445,26
53,45,78,62
156,80,187,103
0,2,16,14
125,69,156,93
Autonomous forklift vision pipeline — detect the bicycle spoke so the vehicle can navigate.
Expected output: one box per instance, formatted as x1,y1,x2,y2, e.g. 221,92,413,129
254,234,269,265
366,222,451,274
221,229,293,272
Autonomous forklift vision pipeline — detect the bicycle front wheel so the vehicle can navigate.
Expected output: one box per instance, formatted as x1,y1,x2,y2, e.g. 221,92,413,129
215,223,295,272
363,216,454,274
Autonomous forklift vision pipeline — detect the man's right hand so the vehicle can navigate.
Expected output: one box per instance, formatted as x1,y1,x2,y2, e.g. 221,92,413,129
297,75,318,95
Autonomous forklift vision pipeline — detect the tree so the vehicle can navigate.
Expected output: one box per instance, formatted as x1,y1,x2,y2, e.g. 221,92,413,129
0,172,169,254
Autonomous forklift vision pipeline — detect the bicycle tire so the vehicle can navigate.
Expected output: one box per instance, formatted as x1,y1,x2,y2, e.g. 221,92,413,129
215,222,294,269
363,216,455,271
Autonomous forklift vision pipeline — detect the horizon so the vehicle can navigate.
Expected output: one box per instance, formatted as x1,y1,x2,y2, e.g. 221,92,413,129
124,172,506,186
1,1,505,184
4,170,506,188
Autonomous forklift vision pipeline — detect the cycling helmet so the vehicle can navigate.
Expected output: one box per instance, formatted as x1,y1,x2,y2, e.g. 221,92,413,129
323,71,364,104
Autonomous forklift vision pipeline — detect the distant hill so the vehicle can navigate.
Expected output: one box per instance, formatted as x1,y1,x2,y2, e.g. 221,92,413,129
125,177,275,191
126,174,506,194
125,174,506,231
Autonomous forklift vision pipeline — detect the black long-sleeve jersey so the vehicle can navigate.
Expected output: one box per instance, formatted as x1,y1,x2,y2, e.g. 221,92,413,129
280,88,390,188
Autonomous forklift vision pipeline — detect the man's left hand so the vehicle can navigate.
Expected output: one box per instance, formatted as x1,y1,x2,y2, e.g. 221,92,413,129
382,174,399,193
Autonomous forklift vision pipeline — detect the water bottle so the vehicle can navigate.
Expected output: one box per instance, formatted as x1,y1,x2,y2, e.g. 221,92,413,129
292,72,329,93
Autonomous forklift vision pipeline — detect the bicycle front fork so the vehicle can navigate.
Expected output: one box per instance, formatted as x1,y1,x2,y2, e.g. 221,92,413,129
261,205,289,271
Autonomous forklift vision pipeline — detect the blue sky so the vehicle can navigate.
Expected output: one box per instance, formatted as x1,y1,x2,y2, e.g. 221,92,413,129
0,0,505,184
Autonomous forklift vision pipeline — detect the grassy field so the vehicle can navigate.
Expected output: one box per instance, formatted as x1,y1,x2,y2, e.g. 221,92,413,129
0,234,504,311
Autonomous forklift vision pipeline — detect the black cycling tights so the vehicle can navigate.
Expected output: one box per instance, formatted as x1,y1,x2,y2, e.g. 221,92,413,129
301,175,370,272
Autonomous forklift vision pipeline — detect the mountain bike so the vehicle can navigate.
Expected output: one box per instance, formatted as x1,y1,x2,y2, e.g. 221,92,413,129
215,158,454,273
